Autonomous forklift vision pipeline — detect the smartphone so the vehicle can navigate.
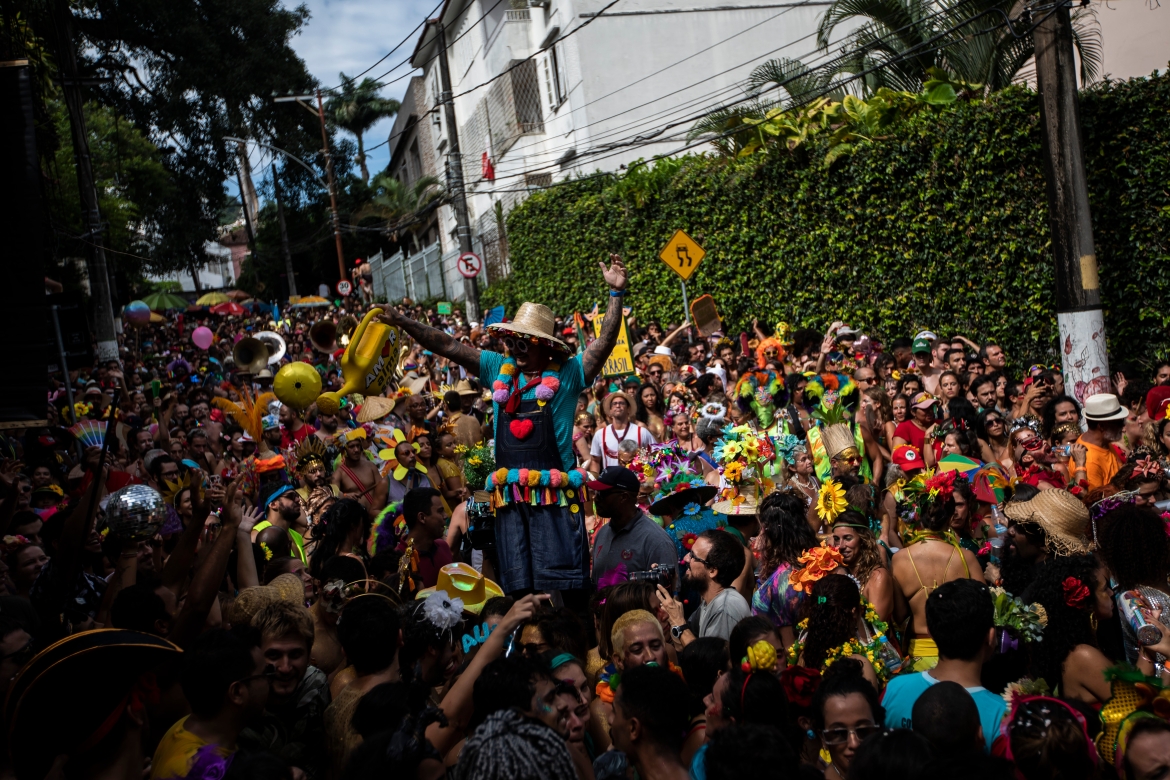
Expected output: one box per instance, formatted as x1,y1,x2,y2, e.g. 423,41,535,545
210,474,223,490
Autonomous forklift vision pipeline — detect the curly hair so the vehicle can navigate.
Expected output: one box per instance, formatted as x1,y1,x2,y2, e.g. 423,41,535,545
1096,504,1170,592
801,574,863,669
920,496,958,533
1020,554,1099,690
309,498,370,580
758,491,817,578
1143,419,1170,457
831,510,883,587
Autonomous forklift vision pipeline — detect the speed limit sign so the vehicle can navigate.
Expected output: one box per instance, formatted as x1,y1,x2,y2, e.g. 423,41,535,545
457,252,482,279
336,280,353,296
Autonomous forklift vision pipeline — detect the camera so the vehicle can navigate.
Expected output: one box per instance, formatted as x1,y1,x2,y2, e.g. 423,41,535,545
629,565,676,589
467,499,497,553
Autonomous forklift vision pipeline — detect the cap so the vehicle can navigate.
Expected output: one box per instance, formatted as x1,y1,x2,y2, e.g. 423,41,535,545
1146,386,1170,422
1083,393,1128,422
911,392,938,409
913,331,939,343
585,466,641,493
836,327,861,340
891,444,925,472
261,413,280,431
912,337,932,354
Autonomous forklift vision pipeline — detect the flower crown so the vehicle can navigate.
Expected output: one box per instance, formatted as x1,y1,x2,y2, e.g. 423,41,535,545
790,542,844,593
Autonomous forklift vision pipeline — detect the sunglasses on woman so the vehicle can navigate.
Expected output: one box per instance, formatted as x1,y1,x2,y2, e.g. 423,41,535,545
821,724,882,746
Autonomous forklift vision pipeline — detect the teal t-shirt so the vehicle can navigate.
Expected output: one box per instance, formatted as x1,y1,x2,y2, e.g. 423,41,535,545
881,670,1006,752
479,351,585,472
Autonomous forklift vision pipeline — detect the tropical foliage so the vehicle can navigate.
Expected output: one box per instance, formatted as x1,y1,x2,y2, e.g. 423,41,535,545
486,74,1170,370
326,74,401,185
354,174,445,253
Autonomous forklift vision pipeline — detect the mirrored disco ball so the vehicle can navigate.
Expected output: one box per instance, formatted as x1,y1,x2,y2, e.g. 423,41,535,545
105,484,168,542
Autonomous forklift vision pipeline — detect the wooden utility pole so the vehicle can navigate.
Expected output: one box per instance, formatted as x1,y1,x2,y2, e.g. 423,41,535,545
436,20,480,323
1033,0,1109,400
316,89,347,283
51,0,119,363
272,163,298,298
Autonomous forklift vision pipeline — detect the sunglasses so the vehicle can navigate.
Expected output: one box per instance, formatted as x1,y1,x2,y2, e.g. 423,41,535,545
822,724,882,746
685,551,710,566
648,368,663,376
503,336,537,354
985,417,1003,426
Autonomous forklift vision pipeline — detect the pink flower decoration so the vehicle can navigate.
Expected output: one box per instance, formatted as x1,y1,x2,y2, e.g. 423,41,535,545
550,471,563,488
518,469,530,485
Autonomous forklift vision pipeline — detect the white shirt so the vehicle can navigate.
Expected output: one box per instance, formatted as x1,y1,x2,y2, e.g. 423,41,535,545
590,423,657,468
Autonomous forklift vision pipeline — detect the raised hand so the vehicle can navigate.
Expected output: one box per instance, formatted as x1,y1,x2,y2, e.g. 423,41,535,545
600,254,628,291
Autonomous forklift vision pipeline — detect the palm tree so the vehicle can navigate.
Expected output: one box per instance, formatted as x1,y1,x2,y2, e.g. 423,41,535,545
353,173,444,253
326,74,401,184
812,0,1102,95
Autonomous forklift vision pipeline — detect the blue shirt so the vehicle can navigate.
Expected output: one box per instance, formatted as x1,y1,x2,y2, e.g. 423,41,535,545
881,670,1006,752
689,743,709,780
479,351,585,472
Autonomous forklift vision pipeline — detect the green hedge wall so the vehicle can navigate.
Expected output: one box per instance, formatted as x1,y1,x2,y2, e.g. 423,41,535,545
484,74,1170,369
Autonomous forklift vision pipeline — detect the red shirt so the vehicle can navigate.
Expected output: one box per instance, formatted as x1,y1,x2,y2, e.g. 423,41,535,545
281,423,317,450
397,538,454,589
894,420,928,452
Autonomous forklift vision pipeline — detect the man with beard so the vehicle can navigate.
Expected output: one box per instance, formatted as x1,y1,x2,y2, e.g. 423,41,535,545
252,485,308,563
658,529,750,645
279,402,316,449
293,436,339,528
333,429,387,515
588,467,678,585
987,484,1046,595
260,414,285,458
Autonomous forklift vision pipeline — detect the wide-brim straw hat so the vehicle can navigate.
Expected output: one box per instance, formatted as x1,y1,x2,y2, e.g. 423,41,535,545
712,482,760,516
7,629,182,780
603,391,634,418
357,395,397,423
415,562,504,614
1003,488,1091,555
454,379,478,396
486,302,569,353
230,573,306,624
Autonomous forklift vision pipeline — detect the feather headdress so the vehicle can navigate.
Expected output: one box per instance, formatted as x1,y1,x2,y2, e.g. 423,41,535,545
213,387,277,443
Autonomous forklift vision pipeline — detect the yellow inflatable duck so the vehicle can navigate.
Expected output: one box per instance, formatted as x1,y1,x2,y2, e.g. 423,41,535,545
316,308,408,415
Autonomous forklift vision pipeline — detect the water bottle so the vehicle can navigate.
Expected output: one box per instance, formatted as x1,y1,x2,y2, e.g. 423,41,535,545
876,634,904,676
989,503,1007,538
1117,590,1163,646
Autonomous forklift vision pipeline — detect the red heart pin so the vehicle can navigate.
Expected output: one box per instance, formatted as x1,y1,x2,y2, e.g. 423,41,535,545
509,419,534,440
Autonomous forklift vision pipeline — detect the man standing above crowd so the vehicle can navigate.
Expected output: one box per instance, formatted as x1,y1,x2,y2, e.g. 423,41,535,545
333,429,386,517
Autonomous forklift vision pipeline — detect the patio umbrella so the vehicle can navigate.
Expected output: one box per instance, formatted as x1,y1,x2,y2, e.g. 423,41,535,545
937,453,982,478
142,292,189,311
225,290,251,301
196,292,230,305
289,295,331,309
209,301,245,316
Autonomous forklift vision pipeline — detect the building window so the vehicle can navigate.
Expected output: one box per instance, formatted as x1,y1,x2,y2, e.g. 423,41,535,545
409,139,422,182
543,43,567,109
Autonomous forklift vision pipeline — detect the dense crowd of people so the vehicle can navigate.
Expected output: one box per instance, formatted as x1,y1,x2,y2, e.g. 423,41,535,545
7,260,1170,780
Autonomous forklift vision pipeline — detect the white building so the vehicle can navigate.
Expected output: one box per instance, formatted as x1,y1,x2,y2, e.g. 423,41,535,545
407,0,845,290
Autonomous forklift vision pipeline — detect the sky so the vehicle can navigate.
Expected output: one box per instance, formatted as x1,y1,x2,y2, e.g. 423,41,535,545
229,0,438,202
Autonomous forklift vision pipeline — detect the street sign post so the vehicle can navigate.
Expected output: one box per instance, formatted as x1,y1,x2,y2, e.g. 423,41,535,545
458,252,482,279
437,302,453,315
336,280,352,296
659,229,705,281
592,310,634,377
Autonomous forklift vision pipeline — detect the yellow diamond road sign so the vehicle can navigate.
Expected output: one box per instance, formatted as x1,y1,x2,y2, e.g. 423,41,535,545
659,229,705,281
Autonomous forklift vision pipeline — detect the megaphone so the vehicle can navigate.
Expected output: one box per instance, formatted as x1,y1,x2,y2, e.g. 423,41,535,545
233,337,270,375
309,321,337,353
254,331,287,365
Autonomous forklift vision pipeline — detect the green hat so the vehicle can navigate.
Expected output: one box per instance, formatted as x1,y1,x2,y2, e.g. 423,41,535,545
912,337,932,354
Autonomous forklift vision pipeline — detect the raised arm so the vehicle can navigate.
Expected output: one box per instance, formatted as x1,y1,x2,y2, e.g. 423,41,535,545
378,307,482,374
582,254,629,385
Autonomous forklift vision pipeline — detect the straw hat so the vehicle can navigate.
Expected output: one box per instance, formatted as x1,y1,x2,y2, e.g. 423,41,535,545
357,395,397,423
453,379,478,397
486,302,569,353
603,391,634,418
1003,488,1091,555
230,573,306,625
712,482,760,516
822,423,857,460
415,562,504,614
6,629,182,780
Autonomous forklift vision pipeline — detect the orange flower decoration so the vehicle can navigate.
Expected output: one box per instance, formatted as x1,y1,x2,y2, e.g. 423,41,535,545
790,541,845,593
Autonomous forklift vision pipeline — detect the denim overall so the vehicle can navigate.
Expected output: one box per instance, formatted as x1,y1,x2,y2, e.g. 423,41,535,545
494,393,588,593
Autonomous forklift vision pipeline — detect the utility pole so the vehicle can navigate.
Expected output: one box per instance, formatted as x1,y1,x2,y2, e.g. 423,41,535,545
51,0,119,364
1033,0,1109,401
274,92,347,282
234,141,259,264
272,163,298,297
436,21,480,324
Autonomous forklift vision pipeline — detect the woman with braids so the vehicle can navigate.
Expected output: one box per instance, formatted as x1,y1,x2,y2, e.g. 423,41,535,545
752,491,821,649
787,574,884,690
1019,554,1114,704
308,498,370,581
890,473,984,670
1095,502,1170,664
830,511,893,622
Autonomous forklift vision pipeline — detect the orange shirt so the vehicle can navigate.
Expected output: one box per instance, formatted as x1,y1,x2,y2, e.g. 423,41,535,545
1076,435,1121,491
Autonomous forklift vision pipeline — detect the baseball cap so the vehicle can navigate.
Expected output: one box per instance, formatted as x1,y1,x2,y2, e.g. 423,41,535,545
261,414,280,431
911,392,938,409
913,331,939,343
911,337,932,355
585,466,641,493
891,444,925,473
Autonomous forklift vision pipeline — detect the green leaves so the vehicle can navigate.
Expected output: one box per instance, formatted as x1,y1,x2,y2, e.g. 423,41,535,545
485,75,1170,370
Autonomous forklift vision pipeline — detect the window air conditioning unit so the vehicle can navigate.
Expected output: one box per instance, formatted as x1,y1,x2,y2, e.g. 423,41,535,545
529,0,549,8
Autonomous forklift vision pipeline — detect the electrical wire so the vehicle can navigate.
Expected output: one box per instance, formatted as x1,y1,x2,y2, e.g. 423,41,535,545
321,0,445,92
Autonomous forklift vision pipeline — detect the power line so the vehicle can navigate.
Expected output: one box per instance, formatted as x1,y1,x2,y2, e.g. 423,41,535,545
321,0,445,92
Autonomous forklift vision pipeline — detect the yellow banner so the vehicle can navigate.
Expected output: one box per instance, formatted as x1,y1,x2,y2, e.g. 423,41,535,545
592,311,634,377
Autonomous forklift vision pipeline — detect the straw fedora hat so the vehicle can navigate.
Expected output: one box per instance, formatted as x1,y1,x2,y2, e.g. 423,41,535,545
230,573,306,625
603,391,635,418
357,395,397,423
486,302,569,353
453,379,478,397
415,562,504,614
1003,488,1091,555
